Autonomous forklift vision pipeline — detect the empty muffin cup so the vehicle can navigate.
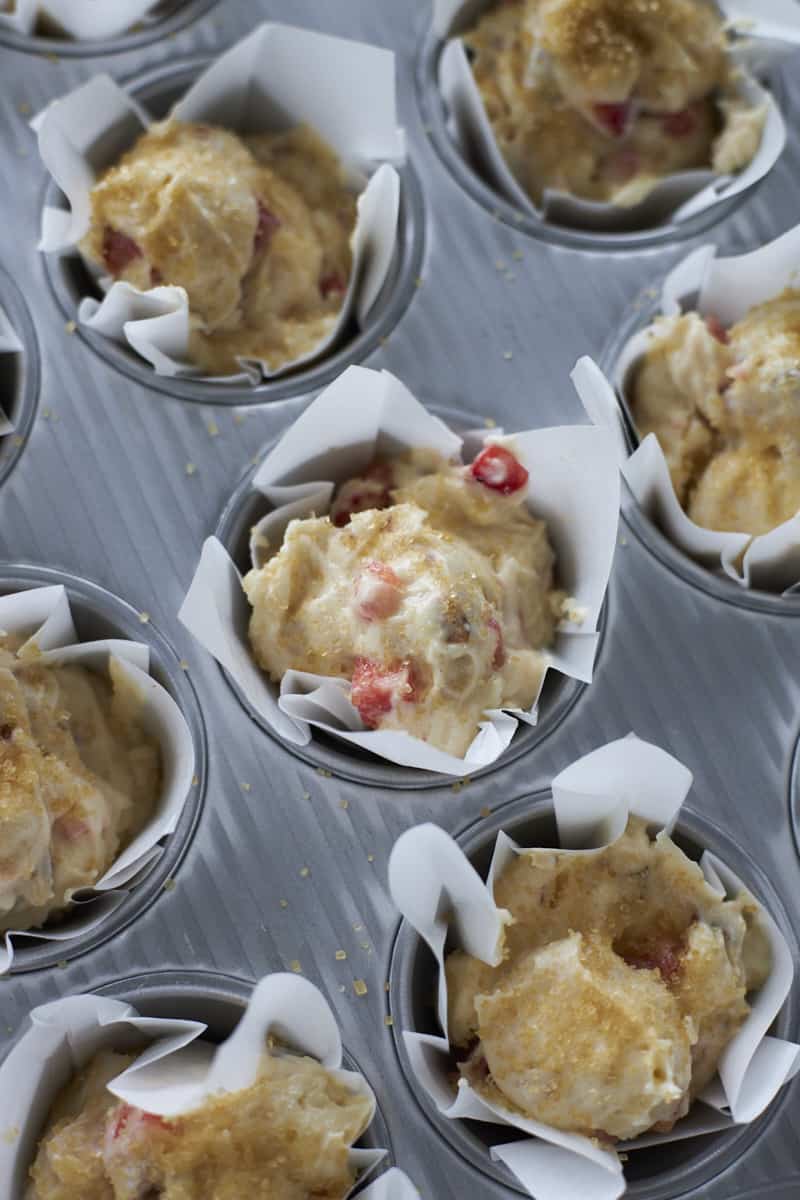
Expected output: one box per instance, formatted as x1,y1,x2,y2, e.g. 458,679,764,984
0,969,419,1200
421,0,799,248
387,734,800,1200
35,23,419,401
0,564,205,973
0,263,39,493
179,363,619,780
588,223,800,600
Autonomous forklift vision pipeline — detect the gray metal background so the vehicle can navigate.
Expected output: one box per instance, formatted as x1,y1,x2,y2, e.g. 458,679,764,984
0,2,799,1198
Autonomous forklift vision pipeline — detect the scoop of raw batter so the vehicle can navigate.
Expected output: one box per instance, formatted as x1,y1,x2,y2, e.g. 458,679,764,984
0,637,161,932
80,119,356,375
243,446,562,757
27,1044,373,1200
445,817,769,1140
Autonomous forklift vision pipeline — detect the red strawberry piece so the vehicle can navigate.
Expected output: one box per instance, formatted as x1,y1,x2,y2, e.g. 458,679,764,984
622,940,683,984
354,561,403,621
705,314,729,345
109,1103,169,1142
102,227,142,276
253,201,281,256
350,657,416,728
488,616,505,669
470,445,529,495
661,107,697,138
592,101,632,138
320,271,347,299
330,468,393,527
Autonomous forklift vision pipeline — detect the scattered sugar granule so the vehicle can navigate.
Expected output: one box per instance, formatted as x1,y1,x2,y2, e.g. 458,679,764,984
290,960,302,974
191,774,199,787
179,659,190,671
185,462,197,476
353,979,368,997
302,790,311,801
138,612,150,624
512,249,524,261
162,878,176,892
503,350,513,361
339,799,349,810
64,320,77,334
299,866,310,878
384,1015,394,1028
336,950,347,961
206,420,219,438
480,806,492,818
240,781,251,793
279,899,289,909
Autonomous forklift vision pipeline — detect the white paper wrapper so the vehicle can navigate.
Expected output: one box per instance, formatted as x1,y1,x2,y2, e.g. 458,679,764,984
388,734,800,1200
0,972,420,1200
432,0,800,232
0,585,195,972
0,0,162,39
179,364,620,776
590,224,800,592
33,22,405,383
0,301,23,437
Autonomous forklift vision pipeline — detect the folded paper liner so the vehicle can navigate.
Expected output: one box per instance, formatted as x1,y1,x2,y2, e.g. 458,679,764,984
179,364,620,776
431,0,800,232
388,733,800,1200
0,585,195,972
0,0,162,39
33,22,405,383
576,223,800,592
0,300,22,437
0,972,421,1200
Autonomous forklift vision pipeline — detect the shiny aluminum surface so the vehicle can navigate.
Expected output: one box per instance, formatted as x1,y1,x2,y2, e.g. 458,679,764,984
0,2,799,1197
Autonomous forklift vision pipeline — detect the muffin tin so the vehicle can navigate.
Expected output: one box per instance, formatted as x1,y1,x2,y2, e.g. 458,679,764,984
1,2,799,1198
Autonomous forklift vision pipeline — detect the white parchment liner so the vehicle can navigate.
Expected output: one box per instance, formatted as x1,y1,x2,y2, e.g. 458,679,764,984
388,734,800,1200
0,300,22,437
0,972,421,1200
0,0,163,39
431,0,800,232
33,22,406,384
179,364,620,777
583,224,800,592
0,584,195,973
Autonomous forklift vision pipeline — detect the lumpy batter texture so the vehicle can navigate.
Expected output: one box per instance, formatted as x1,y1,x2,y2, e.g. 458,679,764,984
80,120,357,375
631,291,800,535
445,817,771,1140
244,445,564,757
27,1044,373,1199
0,635,161,932
463,0,766,206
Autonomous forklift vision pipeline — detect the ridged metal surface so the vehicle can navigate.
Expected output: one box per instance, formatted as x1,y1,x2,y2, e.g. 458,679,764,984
0,2,799,1197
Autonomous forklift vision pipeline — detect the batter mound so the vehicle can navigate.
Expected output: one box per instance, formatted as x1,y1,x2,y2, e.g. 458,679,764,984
27,1043,373,1199
462,0,766,207
631,291,800,535
0,635,161,932
80,120,357,375
244,444,564,758
445,816,771,1140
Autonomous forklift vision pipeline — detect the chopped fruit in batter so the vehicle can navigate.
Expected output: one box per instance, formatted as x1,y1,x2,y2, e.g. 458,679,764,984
462,0,766,207
243,445,564,757
27,1042,372,1199
631,290,800,535
80,120,357,375
445,816,771,1140
0,635,160,932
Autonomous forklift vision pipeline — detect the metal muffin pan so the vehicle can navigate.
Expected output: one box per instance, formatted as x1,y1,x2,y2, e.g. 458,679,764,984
416,0,783,252
0,1,799,1197
0,0,220,58
42,55,426,407
0,263,39,495
0,563,207,975
388,791,799,1199
213,402,596,790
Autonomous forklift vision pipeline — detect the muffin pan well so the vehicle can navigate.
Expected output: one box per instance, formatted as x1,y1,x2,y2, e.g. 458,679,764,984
0,264,39,494
0,0,220,57
1,2,800,1198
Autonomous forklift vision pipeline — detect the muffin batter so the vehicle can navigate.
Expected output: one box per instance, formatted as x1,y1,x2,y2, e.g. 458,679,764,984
631,291,800,534
446,817,770,1140
0,635,161,932
27,1043,373,1199
81,120,357,375
244,445,564,757
463,0,766,207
